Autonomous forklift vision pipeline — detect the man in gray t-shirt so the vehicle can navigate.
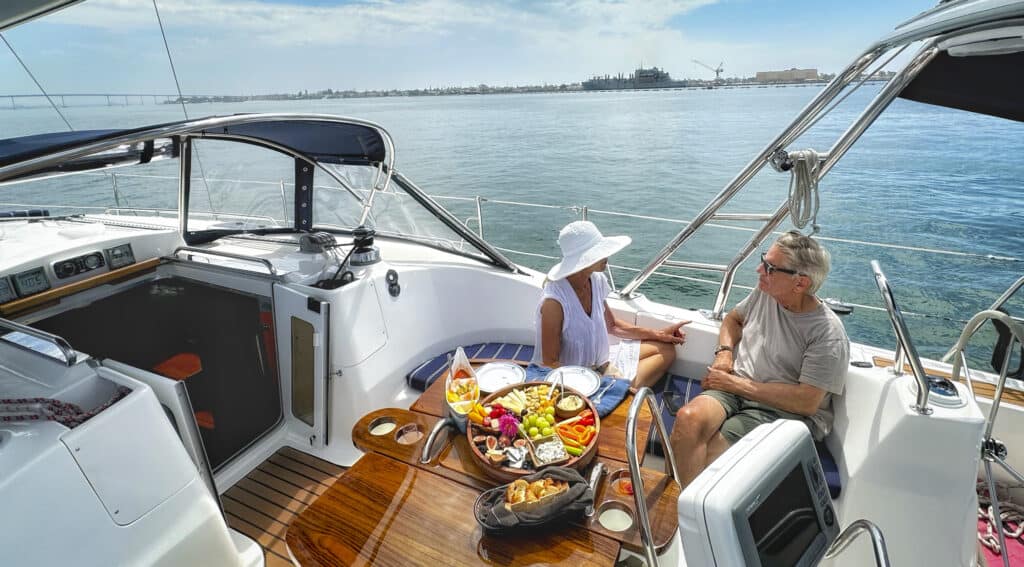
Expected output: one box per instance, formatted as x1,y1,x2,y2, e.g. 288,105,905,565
669,231,849,487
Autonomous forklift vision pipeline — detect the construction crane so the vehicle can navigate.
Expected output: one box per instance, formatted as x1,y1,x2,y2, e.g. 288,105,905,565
692,59,724,82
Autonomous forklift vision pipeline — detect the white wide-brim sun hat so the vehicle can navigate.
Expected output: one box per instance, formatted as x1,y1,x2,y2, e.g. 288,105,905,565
547,221,632,281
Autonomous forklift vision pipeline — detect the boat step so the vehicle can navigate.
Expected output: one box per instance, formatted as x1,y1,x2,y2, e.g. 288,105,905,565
223,446,347,566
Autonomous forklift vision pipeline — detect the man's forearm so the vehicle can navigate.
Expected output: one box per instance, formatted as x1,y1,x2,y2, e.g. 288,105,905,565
731,377,824,417
717,310,743,349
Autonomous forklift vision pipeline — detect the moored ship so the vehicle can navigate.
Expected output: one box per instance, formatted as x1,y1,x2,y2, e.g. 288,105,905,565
582,66,687,90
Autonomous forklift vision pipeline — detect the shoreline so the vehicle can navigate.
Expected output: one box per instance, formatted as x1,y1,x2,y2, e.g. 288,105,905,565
1,80,892,109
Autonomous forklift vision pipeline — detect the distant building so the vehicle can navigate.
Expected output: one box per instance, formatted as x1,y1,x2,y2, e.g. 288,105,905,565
582,67,687,90
755,68,819,83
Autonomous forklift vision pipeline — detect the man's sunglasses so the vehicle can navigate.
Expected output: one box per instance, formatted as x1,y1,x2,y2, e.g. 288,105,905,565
760,253,802,276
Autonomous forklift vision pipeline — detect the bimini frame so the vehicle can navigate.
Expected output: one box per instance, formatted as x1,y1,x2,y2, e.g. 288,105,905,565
619,1,1024,316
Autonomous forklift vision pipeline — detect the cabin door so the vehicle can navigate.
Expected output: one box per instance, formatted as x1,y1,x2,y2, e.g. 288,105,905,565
274,285,330,449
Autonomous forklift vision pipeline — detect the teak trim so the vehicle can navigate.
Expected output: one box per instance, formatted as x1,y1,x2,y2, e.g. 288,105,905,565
0,258,162,317
872,356,1024,406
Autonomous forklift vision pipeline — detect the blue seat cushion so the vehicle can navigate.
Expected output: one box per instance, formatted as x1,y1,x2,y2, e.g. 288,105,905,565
815,442,842,499
647,374,841,498
406,342,533,391
646,374,700,458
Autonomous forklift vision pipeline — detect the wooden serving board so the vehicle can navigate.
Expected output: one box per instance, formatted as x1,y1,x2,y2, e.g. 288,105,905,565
411,373,652,465
465,382,598,483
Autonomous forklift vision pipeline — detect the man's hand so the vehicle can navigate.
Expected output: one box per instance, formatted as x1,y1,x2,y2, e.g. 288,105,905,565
652,320,690,344
702,367,746,394
710,350,734,372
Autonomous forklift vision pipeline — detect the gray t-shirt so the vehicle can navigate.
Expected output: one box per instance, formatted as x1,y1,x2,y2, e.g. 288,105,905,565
733,289,850,439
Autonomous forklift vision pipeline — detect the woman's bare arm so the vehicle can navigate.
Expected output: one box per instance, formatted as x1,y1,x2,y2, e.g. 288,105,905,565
604,303,687,344
539,298,565,367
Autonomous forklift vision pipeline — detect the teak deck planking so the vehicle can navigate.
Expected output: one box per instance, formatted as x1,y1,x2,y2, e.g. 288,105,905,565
223,446,347,567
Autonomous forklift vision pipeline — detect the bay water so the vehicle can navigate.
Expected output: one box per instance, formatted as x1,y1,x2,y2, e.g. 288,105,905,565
2,86,1022,366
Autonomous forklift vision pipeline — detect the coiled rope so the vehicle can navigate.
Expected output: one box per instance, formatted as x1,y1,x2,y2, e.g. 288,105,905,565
787,149,822,235
0,388,130,428
978,480,1024,556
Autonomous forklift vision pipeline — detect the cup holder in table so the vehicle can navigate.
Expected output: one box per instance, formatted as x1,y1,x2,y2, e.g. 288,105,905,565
597,500,635,532
368,417,397,437
607,468,635,497
395,423,424,445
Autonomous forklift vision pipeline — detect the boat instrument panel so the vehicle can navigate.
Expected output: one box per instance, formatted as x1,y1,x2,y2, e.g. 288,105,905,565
0,244,139,309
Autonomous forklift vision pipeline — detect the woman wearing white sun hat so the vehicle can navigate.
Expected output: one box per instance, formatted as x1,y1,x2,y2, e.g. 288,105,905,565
530,221,688,393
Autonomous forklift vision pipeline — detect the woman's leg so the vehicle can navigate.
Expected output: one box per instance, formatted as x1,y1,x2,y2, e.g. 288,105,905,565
631,341,676,391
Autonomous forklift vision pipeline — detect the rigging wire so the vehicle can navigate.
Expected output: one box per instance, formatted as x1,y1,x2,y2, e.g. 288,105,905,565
151,0,188,121
152,0,216,213
1,33,73,131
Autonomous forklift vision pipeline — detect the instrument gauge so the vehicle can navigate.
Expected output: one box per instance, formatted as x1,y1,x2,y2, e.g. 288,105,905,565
12,267,50,296
105,244,135,269
83,253,105,270
0,277,16,303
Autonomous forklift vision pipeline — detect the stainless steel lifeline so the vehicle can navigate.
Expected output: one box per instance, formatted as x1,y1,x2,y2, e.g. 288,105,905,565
624,387,681,567
0,316,78,366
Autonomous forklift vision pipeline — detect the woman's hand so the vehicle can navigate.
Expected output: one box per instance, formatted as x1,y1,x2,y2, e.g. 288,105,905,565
652,320,690,344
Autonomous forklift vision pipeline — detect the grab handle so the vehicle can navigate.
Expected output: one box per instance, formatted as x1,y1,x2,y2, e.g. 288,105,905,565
624,387,681,567
0,317,77,366
824,519,891,567
172,246,277,276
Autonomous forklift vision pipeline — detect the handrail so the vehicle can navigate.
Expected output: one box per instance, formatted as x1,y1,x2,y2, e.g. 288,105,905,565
948,310,1024,567
871,260,932,414
624,387,681,567
823,519,892,567
949,309,1024,440
0,317,77,366
616,38,940,311
615,46,885,300
171,246,277,276
942,275,1024,362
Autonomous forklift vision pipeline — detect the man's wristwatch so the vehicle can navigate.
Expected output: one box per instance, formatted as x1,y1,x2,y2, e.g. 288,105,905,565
713,345,734,356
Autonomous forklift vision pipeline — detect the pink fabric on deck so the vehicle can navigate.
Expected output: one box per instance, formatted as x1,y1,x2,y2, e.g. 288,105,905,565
980,518,1024,566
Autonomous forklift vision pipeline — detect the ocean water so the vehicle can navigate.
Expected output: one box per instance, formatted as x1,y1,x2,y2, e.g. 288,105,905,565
2,86,1023,366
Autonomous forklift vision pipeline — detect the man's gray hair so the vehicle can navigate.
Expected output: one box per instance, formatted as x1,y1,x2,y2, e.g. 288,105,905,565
775,230,831,294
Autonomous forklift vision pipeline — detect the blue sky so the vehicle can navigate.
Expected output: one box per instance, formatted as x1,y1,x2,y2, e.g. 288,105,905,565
0,0,937,95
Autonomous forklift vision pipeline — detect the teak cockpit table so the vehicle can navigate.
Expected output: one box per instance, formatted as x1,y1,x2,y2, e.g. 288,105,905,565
288,376,680,566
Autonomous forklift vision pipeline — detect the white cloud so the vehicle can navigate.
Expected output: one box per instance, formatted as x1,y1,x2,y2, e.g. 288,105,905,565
48,0,716,47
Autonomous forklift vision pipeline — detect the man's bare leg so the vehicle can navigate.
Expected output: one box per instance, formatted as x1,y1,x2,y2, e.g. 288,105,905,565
669,396,728,488
704,432,731,467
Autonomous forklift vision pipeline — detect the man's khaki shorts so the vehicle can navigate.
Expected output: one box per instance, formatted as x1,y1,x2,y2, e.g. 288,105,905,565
699,390,806,444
